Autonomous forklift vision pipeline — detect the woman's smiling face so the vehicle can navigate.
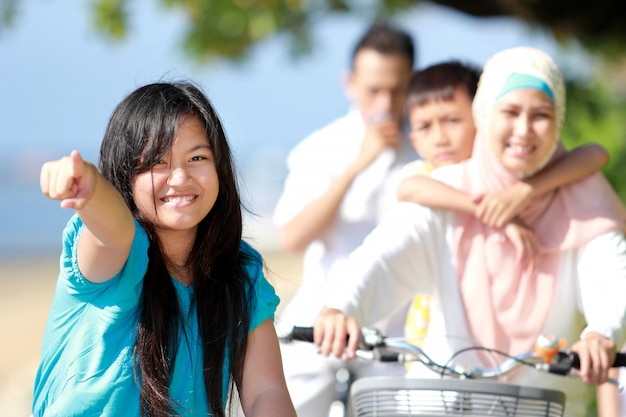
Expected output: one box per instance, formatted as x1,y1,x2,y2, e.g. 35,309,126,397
488,88,557,177
132,115,219,239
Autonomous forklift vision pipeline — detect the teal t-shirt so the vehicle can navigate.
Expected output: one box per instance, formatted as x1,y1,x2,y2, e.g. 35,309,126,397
32,215,279,416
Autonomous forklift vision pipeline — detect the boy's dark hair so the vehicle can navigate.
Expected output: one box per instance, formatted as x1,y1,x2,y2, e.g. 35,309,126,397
406,61,482,109
351,21,416,69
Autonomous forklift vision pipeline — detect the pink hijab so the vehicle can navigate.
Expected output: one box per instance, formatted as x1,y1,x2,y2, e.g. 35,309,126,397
454,47,624,360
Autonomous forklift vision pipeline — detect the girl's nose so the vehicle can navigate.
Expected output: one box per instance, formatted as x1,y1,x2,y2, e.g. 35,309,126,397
167,167,191,186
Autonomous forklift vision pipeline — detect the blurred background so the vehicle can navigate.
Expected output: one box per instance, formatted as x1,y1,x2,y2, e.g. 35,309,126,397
1,0,625,415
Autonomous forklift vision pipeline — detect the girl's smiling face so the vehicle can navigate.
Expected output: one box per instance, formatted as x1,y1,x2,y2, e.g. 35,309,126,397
489,88,557,177
132,115,219,239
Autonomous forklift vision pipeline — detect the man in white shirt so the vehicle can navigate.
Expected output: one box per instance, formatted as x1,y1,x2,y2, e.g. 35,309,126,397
273,21,418,417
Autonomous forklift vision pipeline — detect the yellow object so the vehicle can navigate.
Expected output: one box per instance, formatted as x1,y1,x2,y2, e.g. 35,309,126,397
404,294,431,371
401,160,435,178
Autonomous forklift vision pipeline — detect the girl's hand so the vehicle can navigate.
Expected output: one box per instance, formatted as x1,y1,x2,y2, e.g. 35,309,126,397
474,182,533,228
571,332,617,385
503,220,539,273
40,150,97,210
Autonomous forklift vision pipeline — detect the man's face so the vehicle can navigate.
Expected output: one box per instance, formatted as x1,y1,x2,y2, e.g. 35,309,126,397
346,49,413,126
409,87,476,168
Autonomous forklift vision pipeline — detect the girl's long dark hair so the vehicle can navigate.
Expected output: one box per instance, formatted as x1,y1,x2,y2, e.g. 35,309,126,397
98,81,252,416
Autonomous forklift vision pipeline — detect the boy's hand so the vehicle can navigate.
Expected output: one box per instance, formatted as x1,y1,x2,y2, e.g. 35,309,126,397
313,307,361,360
474,182,533,229
40,150,97,210
503,220,539,273
571,332,616,385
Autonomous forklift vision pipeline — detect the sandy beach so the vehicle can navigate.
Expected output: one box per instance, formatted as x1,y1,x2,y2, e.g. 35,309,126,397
0,249,302,417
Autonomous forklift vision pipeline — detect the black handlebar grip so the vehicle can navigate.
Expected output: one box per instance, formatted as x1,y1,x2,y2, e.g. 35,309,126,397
378,351,400,362
614,352,626,368
568,351,626,369
290,326,315,342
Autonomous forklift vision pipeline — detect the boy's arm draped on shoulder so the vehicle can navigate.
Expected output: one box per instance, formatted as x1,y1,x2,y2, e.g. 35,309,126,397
397,174,475,214
475,143,609,228
238,319,297,417
40,150,135,283
525,142,609,198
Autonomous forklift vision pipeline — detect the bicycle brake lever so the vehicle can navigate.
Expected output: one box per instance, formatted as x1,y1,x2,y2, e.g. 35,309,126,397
360,327,385,350
543,351,574,376
533,352,576,376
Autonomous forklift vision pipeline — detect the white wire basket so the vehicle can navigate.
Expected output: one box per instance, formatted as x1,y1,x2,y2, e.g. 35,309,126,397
348,377,565,417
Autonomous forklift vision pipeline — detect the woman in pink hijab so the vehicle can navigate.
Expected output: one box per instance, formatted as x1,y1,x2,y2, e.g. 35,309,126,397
314,46,626,417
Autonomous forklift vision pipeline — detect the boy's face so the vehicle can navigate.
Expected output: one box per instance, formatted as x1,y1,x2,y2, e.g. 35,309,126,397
408,87,475,168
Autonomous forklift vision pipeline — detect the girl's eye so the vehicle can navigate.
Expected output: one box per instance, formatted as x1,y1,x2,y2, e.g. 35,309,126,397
150,159,168,170
190,155,207,162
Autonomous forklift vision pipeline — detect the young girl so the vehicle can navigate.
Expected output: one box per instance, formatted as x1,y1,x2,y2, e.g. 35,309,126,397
34,81,296,417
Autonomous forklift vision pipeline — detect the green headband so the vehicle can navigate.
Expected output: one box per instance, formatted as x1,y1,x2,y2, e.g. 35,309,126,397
496,73,555,102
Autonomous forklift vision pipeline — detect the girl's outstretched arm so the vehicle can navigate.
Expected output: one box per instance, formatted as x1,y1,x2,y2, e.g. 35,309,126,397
238,319,297,417
476,143,609,228
40,150,135,283
397,174,475,214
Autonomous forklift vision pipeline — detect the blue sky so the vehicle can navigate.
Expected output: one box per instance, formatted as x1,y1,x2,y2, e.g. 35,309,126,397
0,0,591,253
0,1,586,171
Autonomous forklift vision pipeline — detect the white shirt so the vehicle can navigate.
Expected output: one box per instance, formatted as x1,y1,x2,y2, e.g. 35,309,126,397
326,164,626,417
273,109,417,334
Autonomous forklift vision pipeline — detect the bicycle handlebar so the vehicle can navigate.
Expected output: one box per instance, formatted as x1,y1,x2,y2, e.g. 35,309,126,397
285,326,626,380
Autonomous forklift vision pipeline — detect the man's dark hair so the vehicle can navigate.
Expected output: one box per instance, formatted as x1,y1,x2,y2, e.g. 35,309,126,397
351,21,416,69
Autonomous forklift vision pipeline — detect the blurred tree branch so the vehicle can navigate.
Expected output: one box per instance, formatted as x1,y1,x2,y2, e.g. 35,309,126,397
2,0,625,62
2,0,626,203
434,0,626,59
0,0,17,34
93,0,626,62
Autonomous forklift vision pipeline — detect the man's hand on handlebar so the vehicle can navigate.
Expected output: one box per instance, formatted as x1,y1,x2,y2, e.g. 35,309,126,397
313,307,361,359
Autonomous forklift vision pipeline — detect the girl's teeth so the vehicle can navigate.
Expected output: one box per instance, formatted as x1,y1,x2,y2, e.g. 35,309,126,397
165,195,194,203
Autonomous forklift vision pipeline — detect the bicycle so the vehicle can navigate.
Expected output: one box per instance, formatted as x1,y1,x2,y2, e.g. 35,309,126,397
281,326,626,417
